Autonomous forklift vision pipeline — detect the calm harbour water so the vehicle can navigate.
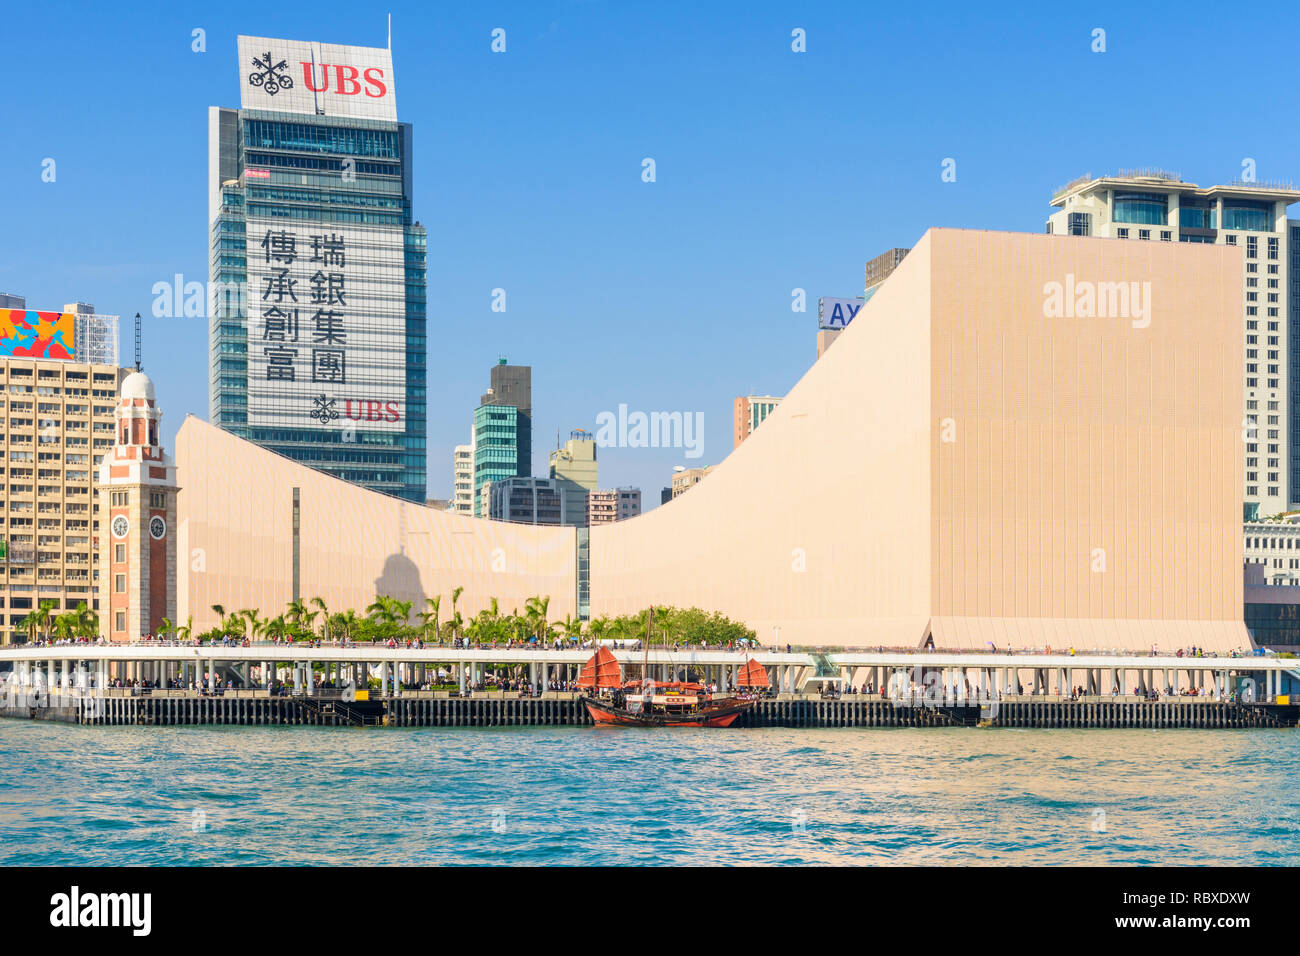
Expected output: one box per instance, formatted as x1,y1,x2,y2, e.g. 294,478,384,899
0,721,1296,866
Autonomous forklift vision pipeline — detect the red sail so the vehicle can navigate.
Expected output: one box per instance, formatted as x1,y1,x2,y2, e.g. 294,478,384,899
737,657,769,688
577,646,622,690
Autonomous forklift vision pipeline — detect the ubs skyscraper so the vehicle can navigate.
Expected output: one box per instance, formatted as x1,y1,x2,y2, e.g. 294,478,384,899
208,35,426,502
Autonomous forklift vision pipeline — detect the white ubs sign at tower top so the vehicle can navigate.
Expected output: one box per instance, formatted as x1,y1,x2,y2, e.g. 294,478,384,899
237,35,397,121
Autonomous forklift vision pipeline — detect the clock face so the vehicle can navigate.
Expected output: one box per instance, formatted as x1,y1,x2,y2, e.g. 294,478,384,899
149,516,166,540
111,515,129,539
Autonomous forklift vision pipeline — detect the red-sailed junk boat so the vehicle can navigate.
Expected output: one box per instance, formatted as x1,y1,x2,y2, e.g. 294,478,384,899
577,644,769,728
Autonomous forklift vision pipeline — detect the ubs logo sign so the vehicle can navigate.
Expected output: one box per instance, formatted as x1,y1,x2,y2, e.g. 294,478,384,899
249,52,294,96
248,52,389,100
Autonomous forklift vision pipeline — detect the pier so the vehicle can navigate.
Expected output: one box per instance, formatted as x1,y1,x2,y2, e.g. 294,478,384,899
1,644,1296,729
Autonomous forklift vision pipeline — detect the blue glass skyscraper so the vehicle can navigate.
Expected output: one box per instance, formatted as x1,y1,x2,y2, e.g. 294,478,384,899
208,35,426,502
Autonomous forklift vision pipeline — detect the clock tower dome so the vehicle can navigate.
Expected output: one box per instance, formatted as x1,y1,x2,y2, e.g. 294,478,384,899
96,370,178,642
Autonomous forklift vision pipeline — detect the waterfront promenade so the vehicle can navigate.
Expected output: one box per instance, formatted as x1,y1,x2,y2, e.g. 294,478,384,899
0,641,1293,698
0,642,1295,730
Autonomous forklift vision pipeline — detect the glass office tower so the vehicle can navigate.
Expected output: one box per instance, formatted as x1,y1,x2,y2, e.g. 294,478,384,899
208,35,426,502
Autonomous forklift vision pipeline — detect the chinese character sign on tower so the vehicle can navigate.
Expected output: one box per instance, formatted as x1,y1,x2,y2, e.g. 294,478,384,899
247,223,406,431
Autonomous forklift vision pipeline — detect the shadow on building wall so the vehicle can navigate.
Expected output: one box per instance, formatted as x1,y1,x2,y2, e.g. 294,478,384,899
374,551,426,626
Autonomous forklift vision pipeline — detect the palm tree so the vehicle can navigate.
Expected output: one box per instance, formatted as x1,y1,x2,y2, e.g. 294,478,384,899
158,617,175,641
264,615,288,643
392,599,413,637
419,595,441,643
176,615,193,643
310,597,329,639
237,608,264,643
26,600,57,643
653,606,673,645
449,586,465,641
70,602,97,641
366,595,405,642
211,604,227,633
52,612,76,643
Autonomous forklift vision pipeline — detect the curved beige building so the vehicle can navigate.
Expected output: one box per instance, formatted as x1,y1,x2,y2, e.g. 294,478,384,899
590,228,1248,651
175,228,1248,651
176,418,576,632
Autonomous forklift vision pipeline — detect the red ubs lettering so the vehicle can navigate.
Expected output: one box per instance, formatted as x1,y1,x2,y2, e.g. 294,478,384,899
301,63,388,97
345,400,400,422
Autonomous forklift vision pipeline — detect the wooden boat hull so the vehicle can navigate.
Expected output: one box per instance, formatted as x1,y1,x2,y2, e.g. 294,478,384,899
583,694,754,728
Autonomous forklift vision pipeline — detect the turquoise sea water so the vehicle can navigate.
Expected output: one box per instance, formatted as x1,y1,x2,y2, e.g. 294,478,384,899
0,721,1296,866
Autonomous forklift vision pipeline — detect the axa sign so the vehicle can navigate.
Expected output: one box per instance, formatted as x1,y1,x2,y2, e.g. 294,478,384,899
818,297,865,330
238,35,397,121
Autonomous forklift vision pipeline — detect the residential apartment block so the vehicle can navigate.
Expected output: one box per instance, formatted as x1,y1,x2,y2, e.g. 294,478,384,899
451,443,473,514
733,395,782,449
0,358,126,643
671,465,713,498
588,487,641,525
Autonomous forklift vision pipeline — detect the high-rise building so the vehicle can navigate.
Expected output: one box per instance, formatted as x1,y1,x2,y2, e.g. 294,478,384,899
660,487,672,506
588,487,641,525
208,34,427,503
671,465,713,498
480,359,531,472
64,303,120,367
733,395,782,449
485,476,566,525
452,443,473,514
0,294,26,310
865,247,909,291
97,371,178,643
1048,170,1300,519
0,357,126,644
474,405,518,517
549,429,597,527
473,359,531,515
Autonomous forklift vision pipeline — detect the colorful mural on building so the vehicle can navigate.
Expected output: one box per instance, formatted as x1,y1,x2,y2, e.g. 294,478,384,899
0,309,76,359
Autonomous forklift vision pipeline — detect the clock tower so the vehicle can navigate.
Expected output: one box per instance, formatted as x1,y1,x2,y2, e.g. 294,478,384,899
97,370,178,642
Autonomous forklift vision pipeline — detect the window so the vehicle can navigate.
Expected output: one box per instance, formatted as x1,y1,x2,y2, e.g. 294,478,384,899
1139,229,1151,240
1116,227,1129,239
114,574,125,593
1223,200,1272,232
114,544,124,562
115,611,125,632
1113,192,1169,225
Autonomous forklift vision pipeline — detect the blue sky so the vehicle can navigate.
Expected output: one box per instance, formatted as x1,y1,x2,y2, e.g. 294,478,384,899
3,0,1298,501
